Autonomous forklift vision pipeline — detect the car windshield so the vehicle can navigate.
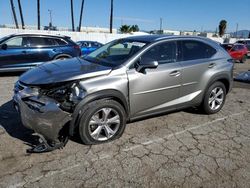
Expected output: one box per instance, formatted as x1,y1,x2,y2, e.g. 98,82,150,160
83,39,148,67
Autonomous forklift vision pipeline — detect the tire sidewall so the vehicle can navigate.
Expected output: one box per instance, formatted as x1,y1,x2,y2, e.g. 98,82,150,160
79,100,126,144
203,82,226,114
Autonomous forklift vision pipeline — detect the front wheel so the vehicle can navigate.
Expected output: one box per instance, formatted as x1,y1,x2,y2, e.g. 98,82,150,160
78,99,127,145
202,82,226,114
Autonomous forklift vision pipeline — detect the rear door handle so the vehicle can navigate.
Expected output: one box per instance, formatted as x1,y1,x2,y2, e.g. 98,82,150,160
208,63,216,68
169,70,181,77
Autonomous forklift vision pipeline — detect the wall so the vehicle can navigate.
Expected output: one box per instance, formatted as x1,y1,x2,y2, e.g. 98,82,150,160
0,28,130,44
0,28,242,44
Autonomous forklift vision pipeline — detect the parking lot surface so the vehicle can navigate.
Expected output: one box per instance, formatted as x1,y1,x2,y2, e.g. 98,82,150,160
0,60,250,188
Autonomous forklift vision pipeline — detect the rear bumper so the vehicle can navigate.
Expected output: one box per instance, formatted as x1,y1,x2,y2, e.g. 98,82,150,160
13,91,71,142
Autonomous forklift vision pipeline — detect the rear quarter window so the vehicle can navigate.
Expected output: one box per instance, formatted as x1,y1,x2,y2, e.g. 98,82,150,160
181,40,217,61
55,38,68,46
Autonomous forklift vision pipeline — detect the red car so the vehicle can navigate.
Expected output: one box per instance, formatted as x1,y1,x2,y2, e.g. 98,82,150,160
221,43,248,63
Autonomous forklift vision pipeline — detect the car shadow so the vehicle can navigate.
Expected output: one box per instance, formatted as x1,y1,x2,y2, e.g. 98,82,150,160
0,100,40,146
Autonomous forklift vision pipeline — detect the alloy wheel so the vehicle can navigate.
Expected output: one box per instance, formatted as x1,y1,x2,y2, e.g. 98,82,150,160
88,108,121,141
208,87,224,110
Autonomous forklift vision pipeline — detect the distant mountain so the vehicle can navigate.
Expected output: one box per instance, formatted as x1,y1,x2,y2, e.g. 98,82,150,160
231,30,250,38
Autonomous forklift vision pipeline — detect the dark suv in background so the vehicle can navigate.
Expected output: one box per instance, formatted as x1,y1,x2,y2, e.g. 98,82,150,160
0,34,81,72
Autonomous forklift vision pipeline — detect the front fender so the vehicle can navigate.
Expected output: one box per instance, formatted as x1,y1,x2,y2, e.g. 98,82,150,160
69,89,129,136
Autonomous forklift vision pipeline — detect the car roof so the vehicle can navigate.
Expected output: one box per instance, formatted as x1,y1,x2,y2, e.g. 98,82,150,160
124,34,215,43
6,33,70,39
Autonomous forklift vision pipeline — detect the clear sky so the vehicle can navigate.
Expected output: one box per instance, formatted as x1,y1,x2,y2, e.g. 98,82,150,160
0,0,249,32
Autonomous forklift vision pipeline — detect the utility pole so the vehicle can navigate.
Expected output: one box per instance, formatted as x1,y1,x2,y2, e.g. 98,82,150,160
10,0,19,29
160,17,163,34
48,9,53,26
78,0,85,32
17,0,25,29
71,0,75,31
235,23,238,39
110,0,113,33
37,0,40,30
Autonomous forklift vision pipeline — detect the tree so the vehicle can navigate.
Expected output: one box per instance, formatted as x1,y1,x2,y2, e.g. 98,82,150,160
17,0,25,29
219,20,227,37
119,25,131,33
109,0,113,33
130,25,139,32
70,0,75,31
78,0,85,32
10,0,19,29
37,0,40,30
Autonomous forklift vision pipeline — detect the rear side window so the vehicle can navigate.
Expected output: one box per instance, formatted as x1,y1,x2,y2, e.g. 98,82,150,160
25,37,46,47
180,40,216,61
142,41,177,64
43,38,57,46
54,38,68,45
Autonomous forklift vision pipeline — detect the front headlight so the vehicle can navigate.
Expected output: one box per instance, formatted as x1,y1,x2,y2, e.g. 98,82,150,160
69,83,86,103
42,82,86,103
19,87,40,98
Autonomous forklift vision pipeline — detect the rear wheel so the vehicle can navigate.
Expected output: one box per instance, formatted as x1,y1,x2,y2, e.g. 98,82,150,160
202,82,226,114
78,99,126,145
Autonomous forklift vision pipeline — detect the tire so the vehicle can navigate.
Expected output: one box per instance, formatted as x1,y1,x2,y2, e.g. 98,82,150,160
241,55,247,63
78,99,127,145
202,81,226,114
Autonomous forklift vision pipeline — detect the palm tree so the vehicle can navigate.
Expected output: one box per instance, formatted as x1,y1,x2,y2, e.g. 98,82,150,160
17,0,25,29
119,25,130,33
70,0,75,31
109,0,113,33
37,0,40,30
10,0,19,29
130,25,139,32
78,0,85,32
219,20,227,37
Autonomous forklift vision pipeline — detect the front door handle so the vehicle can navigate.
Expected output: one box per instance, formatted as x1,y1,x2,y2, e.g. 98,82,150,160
208,63,216,68
169,70,181,77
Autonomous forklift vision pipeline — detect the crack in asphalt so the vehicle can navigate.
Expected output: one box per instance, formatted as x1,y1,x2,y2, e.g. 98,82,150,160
6,110,248,188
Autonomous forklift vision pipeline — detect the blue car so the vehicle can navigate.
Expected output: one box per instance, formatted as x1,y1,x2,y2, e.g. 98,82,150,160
0,34,81,72
76,41,103,55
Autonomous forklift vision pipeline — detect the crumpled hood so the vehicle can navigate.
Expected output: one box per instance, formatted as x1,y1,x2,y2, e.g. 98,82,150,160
19,57,112,85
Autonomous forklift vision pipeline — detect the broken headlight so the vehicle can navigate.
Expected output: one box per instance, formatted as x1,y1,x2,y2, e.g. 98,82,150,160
41,82,86,112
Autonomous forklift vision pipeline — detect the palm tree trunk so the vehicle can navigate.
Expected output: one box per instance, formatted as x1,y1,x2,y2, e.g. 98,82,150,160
78,0,85,32
109,0,113,33
10,0,19,29
71,0,75,31
37,0,40,30
17,0,25,29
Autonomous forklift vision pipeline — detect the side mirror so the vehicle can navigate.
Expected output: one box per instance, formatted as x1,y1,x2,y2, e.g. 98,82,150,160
136,58,158,72
1,44,7,50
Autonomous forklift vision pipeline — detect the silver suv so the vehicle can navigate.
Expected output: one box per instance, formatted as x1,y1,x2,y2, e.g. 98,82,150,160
13,35,233,152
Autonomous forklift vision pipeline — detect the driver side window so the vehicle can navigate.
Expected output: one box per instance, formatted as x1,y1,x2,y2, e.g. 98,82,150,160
141,41,177,65
5,37,24,48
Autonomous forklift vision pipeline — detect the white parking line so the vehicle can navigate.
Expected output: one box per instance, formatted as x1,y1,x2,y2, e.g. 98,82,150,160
8,111,247,188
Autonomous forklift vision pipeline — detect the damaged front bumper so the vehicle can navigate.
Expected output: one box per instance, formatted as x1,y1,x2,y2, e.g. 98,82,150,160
13,85,72,144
